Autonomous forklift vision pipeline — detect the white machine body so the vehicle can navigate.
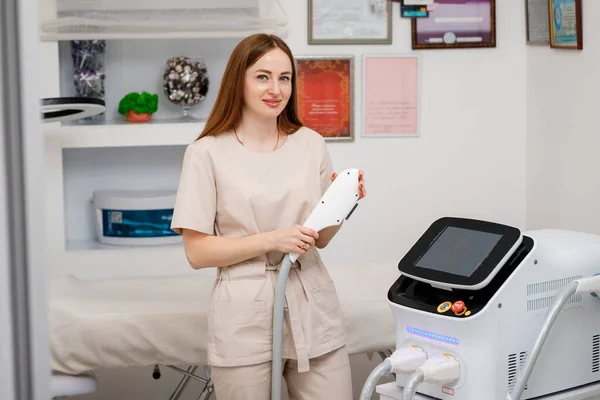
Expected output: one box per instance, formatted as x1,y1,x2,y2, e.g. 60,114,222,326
387,218,600,399
289,168,360,262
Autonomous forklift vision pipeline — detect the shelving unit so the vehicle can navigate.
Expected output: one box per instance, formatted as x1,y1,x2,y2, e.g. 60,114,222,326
41,0,289,278
44,120,202,278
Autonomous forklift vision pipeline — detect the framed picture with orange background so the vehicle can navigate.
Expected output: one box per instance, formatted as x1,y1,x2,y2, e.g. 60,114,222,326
294,56,354,141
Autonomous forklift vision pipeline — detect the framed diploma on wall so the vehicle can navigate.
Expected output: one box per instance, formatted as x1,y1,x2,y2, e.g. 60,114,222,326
295,56,354,141
411,0,496,49
526,0,550,44
308,0,392,44
548,0,583,50
362,54,420,138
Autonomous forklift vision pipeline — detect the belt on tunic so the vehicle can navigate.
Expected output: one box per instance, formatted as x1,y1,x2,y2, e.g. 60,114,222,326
266,262,310,373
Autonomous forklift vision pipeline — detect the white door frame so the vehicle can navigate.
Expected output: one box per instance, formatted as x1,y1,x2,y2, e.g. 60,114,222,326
0,0,51,398
0,42,17,400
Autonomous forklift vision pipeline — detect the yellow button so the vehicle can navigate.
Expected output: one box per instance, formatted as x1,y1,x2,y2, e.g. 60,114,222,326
437,301,452,313
454,307,467,316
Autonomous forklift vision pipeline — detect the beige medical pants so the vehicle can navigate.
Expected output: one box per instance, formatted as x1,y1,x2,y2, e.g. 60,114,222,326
211,346,353,400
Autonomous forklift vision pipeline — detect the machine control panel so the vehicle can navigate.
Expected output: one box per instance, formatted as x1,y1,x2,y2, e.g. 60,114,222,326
451,301,465,313
437,300,471,317
396,217,523,291
388,218,535,319
437,301,452,313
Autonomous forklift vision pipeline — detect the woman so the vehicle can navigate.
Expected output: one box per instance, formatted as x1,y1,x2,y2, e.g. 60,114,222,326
171,33,366,400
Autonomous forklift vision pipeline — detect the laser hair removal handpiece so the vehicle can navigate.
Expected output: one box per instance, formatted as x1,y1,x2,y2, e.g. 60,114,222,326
271,168,362,400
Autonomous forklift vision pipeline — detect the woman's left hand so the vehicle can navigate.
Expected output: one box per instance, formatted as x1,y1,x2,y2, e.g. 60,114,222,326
331,169,367,199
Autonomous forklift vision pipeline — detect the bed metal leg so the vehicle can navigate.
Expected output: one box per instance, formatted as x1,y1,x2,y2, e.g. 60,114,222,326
197,386,214,400
158,351,393,399
163,365,214,400
166,365,206,383
195,366,214,400
203,366,214,398
168,365,198,400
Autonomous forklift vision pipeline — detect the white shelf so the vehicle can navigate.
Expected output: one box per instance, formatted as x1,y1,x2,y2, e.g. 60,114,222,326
66,238,183,252
44,120,200,277
41,19,288,41
52,239,204,279
41,0,288,41
44,119,205,148
64,239,184,264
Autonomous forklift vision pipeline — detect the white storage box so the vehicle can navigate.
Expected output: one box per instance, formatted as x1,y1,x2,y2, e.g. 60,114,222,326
92,190,182,246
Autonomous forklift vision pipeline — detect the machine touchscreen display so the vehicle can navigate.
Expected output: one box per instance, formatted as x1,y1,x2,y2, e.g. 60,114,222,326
414,226,502,277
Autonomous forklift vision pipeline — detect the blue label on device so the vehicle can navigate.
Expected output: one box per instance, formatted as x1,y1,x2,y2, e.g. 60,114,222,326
102,209,179,238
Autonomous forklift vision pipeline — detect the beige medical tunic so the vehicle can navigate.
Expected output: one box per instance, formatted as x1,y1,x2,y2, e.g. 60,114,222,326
171,126,346,373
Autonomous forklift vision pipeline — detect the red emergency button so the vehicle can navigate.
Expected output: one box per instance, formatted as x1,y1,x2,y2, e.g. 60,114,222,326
451,301,465,313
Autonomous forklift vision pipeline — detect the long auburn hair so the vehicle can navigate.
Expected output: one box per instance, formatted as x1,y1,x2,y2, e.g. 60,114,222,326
196,34,303,141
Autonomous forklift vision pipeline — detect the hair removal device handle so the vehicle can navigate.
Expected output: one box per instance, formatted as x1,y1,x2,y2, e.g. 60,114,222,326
289,168,361,263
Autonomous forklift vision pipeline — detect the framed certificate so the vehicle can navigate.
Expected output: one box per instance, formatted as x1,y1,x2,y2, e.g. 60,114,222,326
308,0,392,44
548,0,582,50
362,54,420,138
526,0,550,44
295,56,354,142
411,0,496,49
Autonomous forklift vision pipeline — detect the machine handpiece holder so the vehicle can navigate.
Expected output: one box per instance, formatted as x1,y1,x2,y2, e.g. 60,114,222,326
271,168,361,400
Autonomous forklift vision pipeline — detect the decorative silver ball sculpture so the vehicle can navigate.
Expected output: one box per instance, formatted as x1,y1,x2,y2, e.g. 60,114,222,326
162,56,209,120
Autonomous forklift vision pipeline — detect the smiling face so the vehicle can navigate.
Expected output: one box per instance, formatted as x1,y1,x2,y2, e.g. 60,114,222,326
243,47,293,120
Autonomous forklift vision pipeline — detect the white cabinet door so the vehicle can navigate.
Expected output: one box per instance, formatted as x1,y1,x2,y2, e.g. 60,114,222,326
0,0,51,398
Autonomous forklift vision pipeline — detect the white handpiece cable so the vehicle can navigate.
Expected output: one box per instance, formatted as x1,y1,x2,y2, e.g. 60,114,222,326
271,168,362,400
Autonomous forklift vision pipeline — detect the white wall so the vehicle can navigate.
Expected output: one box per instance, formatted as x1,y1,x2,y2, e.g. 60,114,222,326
527,2,600,234
50,0,528,399
310,0,528,269
52,0,529,271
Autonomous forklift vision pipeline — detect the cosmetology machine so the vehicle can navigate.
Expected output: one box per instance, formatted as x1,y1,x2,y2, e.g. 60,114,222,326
360,217,600,400
266,168,600,400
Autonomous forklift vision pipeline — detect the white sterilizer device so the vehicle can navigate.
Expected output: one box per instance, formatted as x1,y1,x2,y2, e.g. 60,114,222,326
92,190,182,246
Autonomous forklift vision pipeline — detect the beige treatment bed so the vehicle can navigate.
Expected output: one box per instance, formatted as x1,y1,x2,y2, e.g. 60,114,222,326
50,262,399,399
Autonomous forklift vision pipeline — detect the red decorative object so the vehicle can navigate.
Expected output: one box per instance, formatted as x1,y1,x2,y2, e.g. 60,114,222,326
125,110,152,123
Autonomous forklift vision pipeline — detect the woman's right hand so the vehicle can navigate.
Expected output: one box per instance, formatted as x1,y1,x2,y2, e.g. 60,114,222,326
267,224,319,254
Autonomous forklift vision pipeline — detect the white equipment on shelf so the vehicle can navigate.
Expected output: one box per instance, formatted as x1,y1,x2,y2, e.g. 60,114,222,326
41,97,106,123
92,190,182,246
360,217,600,400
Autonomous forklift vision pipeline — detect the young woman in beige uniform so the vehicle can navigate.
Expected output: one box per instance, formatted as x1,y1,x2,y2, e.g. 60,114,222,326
171,33,366,400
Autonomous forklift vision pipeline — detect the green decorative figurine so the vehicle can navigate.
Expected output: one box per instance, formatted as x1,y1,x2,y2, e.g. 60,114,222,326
118,91,159,122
